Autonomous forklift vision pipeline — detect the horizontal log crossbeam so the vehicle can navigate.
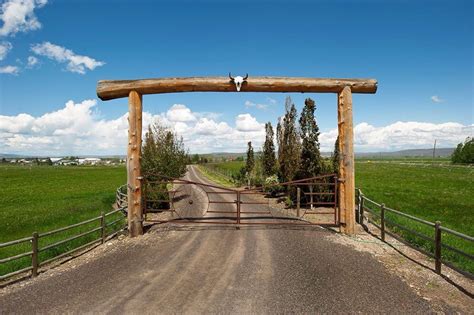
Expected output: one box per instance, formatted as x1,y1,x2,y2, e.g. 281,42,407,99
97,76,377,100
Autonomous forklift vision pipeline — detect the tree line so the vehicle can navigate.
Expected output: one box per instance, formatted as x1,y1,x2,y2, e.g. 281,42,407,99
451,137,473,164
243,96,339,186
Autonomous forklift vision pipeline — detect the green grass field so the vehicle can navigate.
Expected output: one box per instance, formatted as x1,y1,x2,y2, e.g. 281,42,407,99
0,165,126,277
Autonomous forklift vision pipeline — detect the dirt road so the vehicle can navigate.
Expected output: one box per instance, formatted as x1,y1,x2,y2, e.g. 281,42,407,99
0,166,436,314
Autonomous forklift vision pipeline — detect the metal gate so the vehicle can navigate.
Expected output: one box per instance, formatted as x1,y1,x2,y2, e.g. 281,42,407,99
143,173,339,226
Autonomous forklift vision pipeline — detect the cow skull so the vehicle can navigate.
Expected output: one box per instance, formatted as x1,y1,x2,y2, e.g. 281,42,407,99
229,73,248,92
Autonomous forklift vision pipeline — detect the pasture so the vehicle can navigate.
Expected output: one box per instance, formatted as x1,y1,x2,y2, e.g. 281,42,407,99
0,165,126,276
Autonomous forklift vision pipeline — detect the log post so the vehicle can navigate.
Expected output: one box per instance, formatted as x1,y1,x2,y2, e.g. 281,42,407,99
337,86,355,234
127,90,143,237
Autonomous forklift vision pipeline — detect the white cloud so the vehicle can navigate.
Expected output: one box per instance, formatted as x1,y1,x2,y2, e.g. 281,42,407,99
235,113,264,132
266,97,277,105
245,100,268,110
166,104,196,122
431,95,444,103
31,42,104,74
0,0,47,37
319,121,472,152
0,64,18,74
26,55,38,67
2,101,469,156
0,41,12,60
0,101,266,155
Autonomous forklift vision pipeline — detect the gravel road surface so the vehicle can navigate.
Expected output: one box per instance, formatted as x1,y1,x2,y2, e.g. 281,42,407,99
0,166,434,314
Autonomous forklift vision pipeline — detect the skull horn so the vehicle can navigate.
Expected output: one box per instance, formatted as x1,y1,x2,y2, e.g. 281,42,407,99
229,72,234,80
243,73,248,80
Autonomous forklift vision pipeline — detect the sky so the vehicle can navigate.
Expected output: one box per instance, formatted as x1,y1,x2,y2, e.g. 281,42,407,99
0,0,472,156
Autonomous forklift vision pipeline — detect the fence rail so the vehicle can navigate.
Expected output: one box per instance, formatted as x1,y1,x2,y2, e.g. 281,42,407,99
0,208,127,282
356,189,473,279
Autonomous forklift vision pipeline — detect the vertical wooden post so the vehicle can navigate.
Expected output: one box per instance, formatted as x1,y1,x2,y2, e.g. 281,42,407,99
359,191,365,225
296,187,301,217
127,90,143,237
236,191,241,225
337,86,355,234
380,203,386,241
435,221,442,274
101,211,106,244
31,232,38,277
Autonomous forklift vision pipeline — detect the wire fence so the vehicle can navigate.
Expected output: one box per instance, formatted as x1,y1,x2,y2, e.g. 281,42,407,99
0,208,127,282
356,189,473,278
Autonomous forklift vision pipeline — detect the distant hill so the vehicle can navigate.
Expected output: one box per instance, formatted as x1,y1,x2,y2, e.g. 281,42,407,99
196,148,455,160
356,148,454,158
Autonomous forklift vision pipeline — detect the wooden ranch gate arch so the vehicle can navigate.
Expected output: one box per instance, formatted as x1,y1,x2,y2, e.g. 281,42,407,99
96,77,377,237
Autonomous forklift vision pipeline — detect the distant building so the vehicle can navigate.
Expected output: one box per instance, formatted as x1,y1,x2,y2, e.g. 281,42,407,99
78,158,101,165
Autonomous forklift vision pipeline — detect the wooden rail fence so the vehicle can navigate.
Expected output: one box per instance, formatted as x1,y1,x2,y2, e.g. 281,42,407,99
0,208,126,282
356,189,473,278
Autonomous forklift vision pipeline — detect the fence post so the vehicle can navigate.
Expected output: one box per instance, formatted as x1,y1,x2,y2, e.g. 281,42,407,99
381,203,386,242
435,221,442,274
359,191,365,225
236,191,241,225
297,187,301,217
31,232,39,277
101,211,106,244
355,189,360,223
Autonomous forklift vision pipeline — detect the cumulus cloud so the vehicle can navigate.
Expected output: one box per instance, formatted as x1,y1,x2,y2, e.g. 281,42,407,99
319,121,472,152
431,95,444,103
2,101,470,155
0,41,12,60
31,42,104,74
0,101,266,155
0,64,18,74
0,0,47,37
166,104,196,122
235,114,264,132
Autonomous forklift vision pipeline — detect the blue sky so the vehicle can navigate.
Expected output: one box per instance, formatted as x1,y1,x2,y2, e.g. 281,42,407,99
0,0,472,155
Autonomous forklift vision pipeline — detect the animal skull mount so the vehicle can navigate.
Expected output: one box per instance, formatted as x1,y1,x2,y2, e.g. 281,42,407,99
229,73,248,92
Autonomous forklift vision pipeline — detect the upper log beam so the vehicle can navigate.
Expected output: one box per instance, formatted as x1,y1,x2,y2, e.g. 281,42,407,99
97,77,377,100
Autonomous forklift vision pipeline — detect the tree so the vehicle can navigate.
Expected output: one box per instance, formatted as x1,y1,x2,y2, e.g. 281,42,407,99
299,98,322,178
191,154,200,164
262,122,276,176
451,137,474,164
245,141,255,175
332,136,340,174
141,122,188,180
278,96,301,183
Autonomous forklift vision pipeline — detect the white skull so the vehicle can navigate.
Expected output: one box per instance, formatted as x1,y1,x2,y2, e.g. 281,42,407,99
233,76,244,91
229,73,248,92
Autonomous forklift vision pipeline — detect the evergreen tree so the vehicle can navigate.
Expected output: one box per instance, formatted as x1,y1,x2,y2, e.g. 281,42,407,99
276,119,284,176
332,136,340,174
451,137,474,164
299,98,322,178
245,141,255,174
262,122,276,176
279,96,301,182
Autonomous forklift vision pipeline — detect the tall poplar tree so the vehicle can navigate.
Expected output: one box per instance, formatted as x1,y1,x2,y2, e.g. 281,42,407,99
279,96,301,182
299,98,322,178
262,122,276,176
245,141,255,175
